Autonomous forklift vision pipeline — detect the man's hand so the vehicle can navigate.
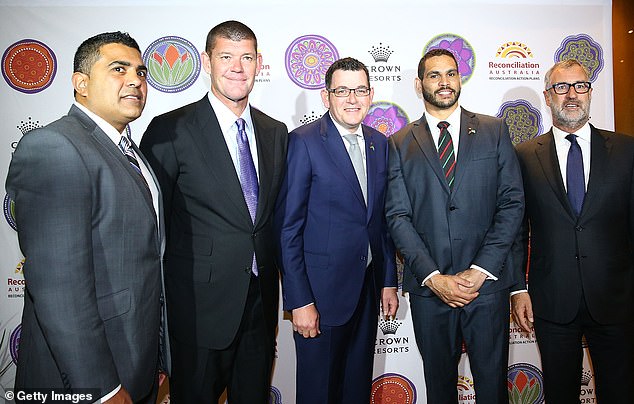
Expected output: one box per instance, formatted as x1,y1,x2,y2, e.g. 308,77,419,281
511,292,534,333
381,288,399,319
292,305,320,338
456,268,487,294
104,388,132,404
425,274,479,307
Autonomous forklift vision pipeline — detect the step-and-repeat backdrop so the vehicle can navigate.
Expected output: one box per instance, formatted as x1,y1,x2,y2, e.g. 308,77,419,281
0,0,612,402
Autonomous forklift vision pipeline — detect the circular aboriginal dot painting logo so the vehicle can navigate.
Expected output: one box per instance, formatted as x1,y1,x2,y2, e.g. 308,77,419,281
2,39,57,93
143,36,201,93
424,33,475,84
269,386,282,404
496,100,543,145
507,363,545,404
554,34,604,82
285,34,339,90
4,193,17,231
10,324,22,365
370,373,416,404
363,101,409,138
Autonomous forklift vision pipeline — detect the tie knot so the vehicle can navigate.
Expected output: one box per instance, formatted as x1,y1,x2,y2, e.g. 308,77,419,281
119,134,132,150
343,133,359,146
236,118,246,132
566,133,578,144
438,121,450,130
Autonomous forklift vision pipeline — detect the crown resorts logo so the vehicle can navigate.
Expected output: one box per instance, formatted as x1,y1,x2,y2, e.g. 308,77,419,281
554,33,604,82
7,258,25,299
10,324,21,365
379,318,402,335
367,43,401,83
269,385,282,404
507,363,545,404
363,102,409,138
285,34,339,90
143,36,201,93
423,34,475,84
489,41,540,81
580,368,596,402
376,317,409,355
370,373,416,404
457,375,476,403
299,111,321,126
497,100,543,146
11,116,43,156
2,39,57,93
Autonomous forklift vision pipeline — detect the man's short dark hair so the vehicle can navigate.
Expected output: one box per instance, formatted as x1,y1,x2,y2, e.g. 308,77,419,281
417,48,458,79
73,31,140,75
324,57,370,89
205,20,257,54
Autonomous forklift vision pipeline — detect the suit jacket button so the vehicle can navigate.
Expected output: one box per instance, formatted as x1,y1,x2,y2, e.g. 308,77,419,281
449,206,457,211
575,226,583,231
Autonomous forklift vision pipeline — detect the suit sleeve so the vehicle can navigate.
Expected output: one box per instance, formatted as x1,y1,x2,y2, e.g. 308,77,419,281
471,120,525,277
276,133,316,310
385,135,440,285
6,130,119,392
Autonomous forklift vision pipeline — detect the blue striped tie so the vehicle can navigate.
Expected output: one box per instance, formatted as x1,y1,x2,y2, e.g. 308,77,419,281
119,135,149,191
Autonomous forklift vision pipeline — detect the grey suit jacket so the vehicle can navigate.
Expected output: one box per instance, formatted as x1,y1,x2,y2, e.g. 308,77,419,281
6,105,164,400
386,107,524,296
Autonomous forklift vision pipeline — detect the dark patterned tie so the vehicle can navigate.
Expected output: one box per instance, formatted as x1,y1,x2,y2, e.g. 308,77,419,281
119,135,150,191
236,118,259,276
566,134,585,216
437,121,455,189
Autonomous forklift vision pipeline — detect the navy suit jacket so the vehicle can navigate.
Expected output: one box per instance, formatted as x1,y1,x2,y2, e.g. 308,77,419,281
386,107,524,296
276,113,397,327
513,125,634,324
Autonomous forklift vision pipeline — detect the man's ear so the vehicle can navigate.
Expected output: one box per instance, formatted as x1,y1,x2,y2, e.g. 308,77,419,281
72,72,89,97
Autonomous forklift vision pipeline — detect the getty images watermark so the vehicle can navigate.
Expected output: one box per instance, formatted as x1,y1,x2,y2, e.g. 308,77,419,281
3,388,100,403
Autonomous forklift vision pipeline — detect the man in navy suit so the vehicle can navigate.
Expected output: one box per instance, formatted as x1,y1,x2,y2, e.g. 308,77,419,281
276,57,398,404
512,59,634,403
385,48,524,403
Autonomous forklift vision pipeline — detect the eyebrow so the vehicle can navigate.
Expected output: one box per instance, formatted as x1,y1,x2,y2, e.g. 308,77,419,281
427,68,457,76
108,60,148,71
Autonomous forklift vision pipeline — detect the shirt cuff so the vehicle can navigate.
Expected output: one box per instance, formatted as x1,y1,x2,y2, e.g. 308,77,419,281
421,270,440,287
510,289,528,296
471,264,498,281
295,302,314,310
97,384,121,403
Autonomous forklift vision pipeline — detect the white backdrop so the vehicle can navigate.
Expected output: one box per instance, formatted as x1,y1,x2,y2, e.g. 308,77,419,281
0,1,613,403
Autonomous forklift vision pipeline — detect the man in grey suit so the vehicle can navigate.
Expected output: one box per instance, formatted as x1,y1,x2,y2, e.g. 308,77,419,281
385,48,524,403
140,20,288,403
6,32,164,403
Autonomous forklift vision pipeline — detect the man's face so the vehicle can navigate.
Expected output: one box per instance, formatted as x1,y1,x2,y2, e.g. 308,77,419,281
203,37,261,111
544,64,592,132
417,55,461,114
321,69,374,133
73,43,148,133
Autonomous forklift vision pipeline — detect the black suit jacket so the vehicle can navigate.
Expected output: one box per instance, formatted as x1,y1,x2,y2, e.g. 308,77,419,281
140,95,288,349
513,125,634,324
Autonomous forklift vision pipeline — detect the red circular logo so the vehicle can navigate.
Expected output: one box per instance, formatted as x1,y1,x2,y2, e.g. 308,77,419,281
2,39,57,93
371,373,416,404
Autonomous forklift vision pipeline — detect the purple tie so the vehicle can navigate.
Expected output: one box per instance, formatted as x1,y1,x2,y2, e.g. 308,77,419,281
236,118,259,275
566,134,585,216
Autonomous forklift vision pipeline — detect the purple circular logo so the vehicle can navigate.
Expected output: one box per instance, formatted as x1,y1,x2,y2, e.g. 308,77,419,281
10,324,22,365
4,194,17,231
2,39,57,93
269,386,282,404
143,36,201,93
496,100,543,145
285,35,339,89
507,363,544,404
423,34,475,84
363,101,409,138
554,34,604,82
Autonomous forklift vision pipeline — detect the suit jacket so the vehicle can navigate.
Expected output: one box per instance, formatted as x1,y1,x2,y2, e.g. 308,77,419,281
6,105,163,400
513,125,634,324
386,107,524,296
140,95,288,349
276,113,396,326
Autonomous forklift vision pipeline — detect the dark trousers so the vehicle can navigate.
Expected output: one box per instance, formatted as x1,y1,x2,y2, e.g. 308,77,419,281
409,289,509,404
169,276,274,404
294,266,378,404
534,296,634,404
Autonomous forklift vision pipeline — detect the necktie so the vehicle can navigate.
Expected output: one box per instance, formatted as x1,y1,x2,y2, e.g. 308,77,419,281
437,121,455,189
236,118,259,276
119,135,150,191
343,133,367,204
565,134,585,216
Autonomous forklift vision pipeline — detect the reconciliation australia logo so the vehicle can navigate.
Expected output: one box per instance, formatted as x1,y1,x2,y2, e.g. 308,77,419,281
255,48,271,83
7,258,25,299
508,313,537,345
489,41,540,81
367,42,401,82
457,375,476,404
375,317,409,355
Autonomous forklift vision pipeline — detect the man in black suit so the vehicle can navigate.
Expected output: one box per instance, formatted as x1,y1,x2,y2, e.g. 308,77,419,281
140,20,288,403
385,48,524,404
512,59,634,403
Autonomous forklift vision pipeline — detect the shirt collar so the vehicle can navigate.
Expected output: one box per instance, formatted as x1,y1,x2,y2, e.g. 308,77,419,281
552,122,591,144
328,111,364,139
424,104,461,133
208,92,254,134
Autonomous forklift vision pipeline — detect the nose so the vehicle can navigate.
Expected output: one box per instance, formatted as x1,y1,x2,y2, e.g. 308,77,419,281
127,70,141,87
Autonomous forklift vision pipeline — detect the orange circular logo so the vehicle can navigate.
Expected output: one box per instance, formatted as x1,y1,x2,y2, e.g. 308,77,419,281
2,39,57,93
371,373,416,404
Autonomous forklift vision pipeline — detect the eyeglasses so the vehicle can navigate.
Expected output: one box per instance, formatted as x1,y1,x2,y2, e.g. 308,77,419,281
327,86,371,97
548,81,592,95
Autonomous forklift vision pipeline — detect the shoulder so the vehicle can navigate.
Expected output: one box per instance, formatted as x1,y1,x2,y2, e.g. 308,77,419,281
289,117,322,139
150,99,200,126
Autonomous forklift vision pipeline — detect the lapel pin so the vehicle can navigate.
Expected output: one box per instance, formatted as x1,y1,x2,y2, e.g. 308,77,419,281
468,127,477,136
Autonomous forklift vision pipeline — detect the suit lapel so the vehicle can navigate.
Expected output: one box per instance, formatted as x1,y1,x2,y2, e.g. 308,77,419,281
579,125,610,219
452,108,477,194
534,130,574,217
252,107,276,227
411,116,450,193
363,125,376,220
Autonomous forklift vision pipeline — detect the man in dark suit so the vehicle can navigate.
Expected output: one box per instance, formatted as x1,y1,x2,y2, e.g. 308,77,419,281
140,20,288,403
276,57,398,404
385,48,524,404
6,32,164,403
511,59,634,403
